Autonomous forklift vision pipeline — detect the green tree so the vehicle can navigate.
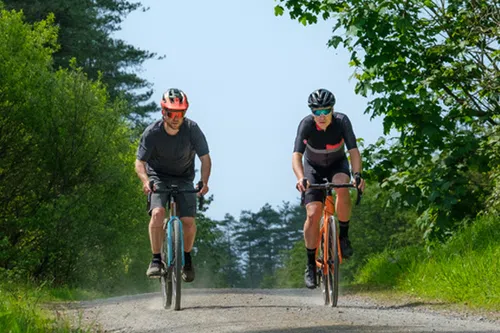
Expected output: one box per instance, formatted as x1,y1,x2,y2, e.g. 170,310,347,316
227,201,306,288
0,7,59,276
2,0,159,125
0,7,150,292
189,196,244,288
274,0,499,241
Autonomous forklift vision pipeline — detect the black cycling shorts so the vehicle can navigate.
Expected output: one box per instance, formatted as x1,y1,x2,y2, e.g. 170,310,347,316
303,158,351,205
147,176,197,218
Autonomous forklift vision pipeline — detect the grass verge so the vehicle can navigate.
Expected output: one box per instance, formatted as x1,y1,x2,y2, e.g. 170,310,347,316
0,283,104,332
354,214,500,310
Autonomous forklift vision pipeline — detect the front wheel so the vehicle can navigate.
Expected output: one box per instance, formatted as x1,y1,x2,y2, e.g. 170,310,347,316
160,254,172,309
172,218,183,310
328,217,339,307
319,219,329,305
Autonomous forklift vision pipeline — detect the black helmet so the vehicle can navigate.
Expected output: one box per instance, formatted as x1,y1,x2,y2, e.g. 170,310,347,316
308,88,336,108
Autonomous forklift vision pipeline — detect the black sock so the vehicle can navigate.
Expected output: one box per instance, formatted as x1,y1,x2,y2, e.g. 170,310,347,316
339,220,349,239
184,251,191,265
306,248,316,266
152,253,161,262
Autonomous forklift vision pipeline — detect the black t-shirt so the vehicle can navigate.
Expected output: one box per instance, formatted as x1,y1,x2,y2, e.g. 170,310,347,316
136,118,209,181
293,112,357,167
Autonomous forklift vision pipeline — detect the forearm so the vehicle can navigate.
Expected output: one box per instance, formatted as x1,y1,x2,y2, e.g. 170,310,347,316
200,154,212,184
134,159,149,184
349,148,362,174
292,152,305,180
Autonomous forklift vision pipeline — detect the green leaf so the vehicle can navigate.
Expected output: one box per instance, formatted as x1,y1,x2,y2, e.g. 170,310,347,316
274,5,284,16
328,35,343,48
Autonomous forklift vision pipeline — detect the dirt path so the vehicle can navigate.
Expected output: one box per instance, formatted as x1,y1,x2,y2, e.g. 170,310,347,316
67,288,500,333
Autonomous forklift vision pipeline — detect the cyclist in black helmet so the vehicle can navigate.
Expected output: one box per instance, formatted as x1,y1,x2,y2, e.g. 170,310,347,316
292,88,366,289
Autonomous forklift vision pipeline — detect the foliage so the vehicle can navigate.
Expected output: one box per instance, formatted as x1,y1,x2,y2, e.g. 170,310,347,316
482,124,500,215
0,7,151,292
2,0,159,125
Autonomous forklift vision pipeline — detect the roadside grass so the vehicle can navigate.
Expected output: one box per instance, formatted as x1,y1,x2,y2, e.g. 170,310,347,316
354,214,500,310
0,269,161,332
0,281,107,332
0,285,95,332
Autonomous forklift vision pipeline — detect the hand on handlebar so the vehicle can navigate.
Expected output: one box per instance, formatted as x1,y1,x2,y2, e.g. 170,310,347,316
197,181,209,196
296,177,310,192
353,172,365,193
143,180,153,194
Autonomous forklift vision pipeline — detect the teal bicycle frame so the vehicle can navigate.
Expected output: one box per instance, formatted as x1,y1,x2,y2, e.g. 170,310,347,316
148,180,204,310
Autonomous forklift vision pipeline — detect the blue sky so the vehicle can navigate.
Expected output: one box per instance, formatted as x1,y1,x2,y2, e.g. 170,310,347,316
115,0,385,221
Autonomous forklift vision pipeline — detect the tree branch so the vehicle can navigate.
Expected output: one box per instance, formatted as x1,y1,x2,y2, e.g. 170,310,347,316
440,84,497,125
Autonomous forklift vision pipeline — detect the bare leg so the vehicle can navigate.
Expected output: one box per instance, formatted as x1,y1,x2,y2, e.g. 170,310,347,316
304,202,323,249
149,207,166,254
181,217,196,252
332,173,352,221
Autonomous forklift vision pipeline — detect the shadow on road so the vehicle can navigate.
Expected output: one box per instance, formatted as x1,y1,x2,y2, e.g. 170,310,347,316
135,325,499,333
186,304,305,310
245,327,498,333
342,301,451,311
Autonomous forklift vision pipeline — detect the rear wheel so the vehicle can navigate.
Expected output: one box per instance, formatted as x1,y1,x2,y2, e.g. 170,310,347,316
328,217,339,307
172,218,183,310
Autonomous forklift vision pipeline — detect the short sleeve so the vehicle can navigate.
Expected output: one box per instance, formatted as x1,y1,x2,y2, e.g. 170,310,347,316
342,115,358,150
293,117,309,153
191,123,209,157
136,128,153,161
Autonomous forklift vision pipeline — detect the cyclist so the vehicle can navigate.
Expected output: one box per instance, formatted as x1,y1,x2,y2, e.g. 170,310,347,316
292,88,365,289
135,88,212,282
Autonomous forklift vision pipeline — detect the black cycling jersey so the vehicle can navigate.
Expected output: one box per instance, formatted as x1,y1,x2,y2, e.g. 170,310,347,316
136,118,209,181
293,112,357,168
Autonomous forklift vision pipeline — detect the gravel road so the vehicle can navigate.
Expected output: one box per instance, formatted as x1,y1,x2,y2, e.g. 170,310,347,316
67,288,500,333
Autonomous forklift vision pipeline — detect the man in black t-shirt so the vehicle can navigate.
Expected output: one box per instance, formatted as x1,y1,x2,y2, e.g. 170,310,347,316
292,88,366,289
135,88,212,281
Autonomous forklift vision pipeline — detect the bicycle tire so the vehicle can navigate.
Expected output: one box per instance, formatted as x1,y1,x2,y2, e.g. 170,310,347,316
161,234,172,309
172,218,182,310
328,217,339,307
319,218,329,305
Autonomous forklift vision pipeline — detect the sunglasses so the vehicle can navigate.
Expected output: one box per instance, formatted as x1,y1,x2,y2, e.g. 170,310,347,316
164,110,186,118
312,108,332,116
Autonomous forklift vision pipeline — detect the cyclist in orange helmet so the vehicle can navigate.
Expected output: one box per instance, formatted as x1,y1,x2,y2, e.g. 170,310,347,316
135,88,212,282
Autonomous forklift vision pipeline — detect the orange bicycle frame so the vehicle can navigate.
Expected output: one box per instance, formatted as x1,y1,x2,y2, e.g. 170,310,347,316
315,194,342,276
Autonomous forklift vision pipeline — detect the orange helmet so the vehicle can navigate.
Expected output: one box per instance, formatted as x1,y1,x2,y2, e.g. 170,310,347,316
161,88,189,110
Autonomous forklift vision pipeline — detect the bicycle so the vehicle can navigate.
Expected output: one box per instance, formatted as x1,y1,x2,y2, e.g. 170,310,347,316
300,178,362,307
148,180,204,311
